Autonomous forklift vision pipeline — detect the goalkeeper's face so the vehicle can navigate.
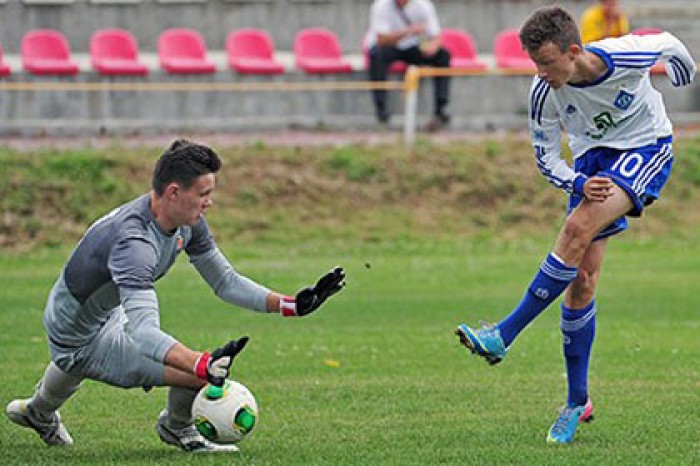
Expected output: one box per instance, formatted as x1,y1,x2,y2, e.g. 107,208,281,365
173,173,216,226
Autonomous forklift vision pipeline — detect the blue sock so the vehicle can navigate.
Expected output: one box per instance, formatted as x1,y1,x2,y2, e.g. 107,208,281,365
497,253,577,347
561,300,596,407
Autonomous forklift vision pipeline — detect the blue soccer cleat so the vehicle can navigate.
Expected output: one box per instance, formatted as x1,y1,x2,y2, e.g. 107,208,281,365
546,398,594,444
454,322,508,365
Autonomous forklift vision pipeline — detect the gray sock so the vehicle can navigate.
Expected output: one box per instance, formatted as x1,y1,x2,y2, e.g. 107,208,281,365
166,387,199,429
28,362,83,420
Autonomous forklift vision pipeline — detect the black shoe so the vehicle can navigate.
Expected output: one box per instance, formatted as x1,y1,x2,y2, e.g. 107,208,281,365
425,112,450,132
376,106,390,124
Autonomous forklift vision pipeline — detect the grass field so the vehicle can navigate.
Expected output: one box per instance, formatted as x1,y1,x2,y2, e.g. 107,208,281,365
1,236,698,465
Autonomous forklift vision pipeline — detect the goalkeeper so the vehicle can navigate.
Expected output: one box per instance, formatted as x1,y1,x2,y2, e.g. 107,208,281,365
5,139,345,452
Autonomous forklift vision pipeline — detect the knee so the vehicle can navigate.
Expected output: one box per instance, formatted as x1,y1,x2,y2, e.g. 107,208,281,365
568,263,600,306
560,216,596,258
436,48,451,66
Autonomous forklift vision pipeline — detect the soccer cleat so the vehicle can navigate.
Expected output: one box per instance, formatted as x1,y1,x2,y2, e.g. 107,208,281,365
455,322,508,365
6,398,74,446
546,398,594,444
156,410,239,453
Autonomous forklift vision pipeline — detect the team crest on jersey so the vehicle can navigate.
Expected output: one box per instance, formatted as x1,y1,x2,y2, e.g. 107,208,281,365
565,104,577,114
614,90,634,110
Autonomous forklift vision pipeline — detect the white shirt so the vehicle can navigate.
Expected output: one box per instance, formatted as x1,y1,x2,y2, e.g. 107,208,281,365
529,32,696,193
366,0,441,50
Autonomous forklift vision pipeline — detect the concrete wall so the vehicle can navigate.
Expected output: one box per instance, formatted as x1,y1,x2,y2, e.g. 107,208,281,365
2,71,698,136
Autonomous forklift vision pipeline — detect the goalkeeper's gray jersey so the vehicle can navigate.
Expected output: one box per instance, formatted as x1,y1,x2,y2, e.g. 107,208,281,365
44,194,270,366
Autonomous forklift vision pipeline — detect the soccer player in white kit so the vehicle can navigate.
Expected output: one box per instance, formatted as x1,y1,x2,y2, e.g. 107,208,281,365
455,6,695,444
5,139,345,452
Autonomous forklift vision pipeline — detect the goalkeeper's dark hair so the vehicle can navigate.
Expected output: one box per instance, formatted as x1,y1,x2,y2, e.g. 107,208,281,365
520,6,582,54
152,139,222,196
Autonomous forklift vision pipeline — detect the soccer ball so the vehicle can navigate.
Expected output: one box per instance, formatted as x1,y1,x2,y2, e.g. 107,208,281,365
192,379,258,444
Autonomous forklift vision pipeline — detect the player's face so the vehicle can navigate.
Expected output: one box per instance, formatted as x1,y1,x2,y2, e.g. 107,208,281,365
529,41,577,89
174,173,215,226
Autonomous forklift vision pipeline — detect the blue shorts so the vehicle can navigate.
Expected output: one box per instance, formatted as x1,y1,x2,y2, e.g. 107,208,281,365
568,136,673,240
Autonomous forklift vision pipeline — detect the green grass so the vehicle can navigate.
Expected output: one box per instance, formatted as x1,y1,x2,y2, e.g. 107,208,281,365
1,237,698,465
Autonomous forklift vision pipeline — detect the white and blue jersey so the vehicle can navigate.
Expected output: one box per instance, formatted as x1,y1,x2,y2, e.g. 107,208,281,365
528,31,695,197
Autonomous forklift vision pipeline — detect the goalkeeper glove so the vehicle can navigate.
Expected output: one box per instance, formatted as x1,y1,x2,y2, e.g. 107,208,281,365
194,336,249,386
280,267,346,317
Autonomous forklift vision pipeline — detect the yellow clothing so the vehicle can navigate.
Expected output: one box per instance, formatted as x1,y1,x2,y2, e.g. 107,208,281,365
580,5,630,44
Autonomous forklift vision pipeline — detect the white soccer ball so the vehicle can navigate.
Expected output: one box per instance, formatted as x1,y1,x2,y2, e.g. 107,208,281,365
192,379,259,444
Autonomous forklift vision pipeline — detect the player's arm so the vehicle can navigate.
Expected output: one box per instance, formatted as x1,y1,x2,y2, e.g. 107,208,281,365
110,235,181,363
528,78,583,195
190,247,271,312
636,31,696,86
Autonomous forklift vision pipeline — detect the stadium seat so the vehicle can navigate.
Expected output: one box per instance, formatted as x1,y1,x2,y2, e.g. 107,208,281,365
0,44,11,77
90,28,148,76
361,33,407,74
158,28,217,74
493,29,536,73
226,28,285,75
21,29,80,76
632,27,664,36
294,28,353,74
632,28,666,75
440,28,488,71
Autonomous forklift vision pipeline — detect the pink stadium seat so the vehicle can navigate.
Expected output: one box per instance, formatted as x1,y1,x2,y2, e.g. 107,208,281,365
632,28,666,74
440,29,488,71
226,28,285,75
632,27,664,36
294,28,353,74
90,29,148,76
494,29,536,72
21,29,80,76
0,44,11,77
158,28,216,74
361,33,406,74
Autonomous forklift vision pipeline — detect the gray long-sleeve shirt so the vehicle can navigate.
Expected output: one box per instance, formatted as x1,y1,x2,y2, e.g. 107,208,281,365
44,193,270,364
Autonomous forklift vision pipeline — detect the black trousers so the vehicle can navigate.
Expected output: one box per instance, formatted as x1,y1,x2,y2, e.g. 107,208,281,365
368,44,451,115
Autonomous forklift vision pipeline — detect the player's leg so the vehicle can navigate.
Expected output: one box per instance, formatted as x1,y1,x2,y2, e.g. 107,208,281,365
457,184,633,363
6,361,82,445
547,239,606,444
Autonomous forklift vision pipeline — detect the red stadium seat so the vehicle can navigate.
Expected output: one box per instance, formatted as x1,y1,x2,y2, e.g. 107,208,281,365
494,29,536,72
90,28,148,76
632,28,666,75
0,44,11,77
158,28,216,74
21,29,80,76
440,29,488,71
226,28,285,75
632,27,664,36
361,33,406,74
294,28,353,74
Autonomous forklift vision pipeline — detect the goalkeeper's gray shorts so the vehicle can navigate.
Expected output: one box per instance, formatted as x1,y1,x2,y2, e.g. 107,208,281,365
48,306,165,390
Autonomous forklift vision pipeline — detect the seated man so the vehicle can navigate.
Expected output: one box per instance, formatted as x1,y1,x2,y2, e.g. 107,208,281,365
366,0,451,128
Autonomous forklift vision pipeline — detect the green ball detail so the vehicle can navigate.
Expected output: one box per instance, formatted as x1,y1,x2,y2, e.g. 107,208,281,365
234,406,256,434
195,417,217,441
206,385,224,400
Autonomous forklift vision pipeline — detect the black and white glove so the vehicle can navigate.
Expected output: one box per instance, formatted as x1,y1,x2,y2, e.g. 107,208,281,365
194,337,249,386
280,267,346,317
